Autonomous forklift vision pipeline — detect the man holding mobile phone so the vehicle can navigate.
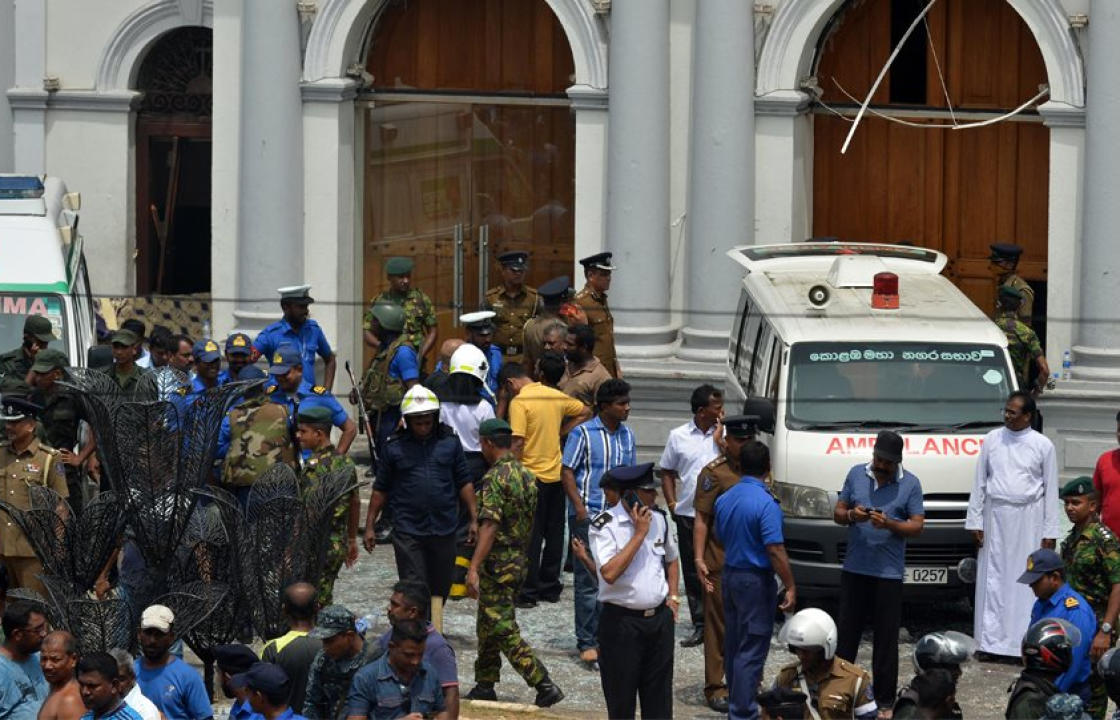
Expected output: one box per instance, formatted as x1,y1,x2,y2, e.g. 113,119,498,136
589,462,680,719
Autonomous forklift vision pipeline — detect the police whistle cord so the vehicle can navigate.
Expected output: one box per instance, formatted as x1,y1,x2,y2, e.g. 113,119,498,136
345,360,379,472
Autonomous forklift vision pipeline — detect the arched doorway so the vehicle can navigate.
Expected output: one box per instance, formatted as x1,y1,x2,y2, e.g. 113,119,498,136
361,0,576,348
811,0,1049,335
134,26,213,295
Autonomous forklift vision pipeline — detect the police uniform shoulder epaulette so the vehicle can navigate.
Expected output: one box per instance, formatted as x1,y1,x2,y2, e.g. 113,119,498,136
311,385,328,395
265,384,278,394
40,445,59,456
833,658,864,677
525,286,539,298
1065,595,1080,609
175,385,189,396
705,456,728,470
591,510,612,530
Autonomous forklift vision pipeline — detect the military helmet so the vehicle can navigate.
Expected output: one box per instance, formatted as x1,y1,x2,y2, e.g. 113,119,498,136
912,631,976,675
784,608,838,660
1022,617,1080,674
400,384,440,417
1097,648,1120,703
370,302,405,332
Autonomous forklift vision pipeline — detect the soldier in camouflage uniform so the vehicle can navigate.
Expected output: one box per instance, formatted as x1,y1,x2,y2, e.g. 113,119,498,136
1059,476,1120,720
358,302,419,453
217,365,296,508
483,251,541,365
364,256,438,367
990,243,1036,326
297,405,360,606
464,418,564,708
304,605,379,720
998,285,1050,391
692,415,759,714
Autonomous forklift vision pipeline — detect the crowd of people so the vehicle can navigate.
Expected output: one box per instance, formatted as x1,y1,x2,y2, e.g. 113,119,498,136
1,243,1120,720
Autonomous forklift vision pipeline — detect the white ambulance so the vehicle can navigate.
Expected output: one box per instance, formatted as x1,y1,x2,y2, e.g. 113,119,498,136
0,175,96,367
725,242,1016,600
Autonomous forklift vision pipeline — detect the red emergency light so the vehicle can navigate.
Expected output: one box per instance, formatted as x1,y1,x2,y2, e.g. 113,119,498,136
872,272,899,309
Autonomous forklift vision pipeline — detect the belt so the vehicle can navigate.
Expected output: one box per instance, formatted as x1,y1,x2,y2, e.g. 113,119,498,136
604,602,666,618
502,345,522,356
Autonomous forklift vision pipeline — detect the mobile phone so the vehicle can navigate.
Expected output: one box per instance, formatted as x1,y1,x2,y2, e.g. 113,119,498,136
623,490,644,511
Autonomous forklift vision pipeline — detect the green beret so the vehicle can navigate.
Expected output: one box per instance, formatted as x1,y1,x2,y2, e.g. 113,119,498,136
998,284,1023,300
1059,476,1095,499
385,257,414,276
297,405,334,426
479,418,513,437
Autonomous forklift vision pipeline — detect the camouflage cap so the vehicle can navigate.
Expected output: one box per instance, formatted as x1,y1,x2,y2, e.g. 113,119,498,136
308,604,355,639
1060,476,1094,499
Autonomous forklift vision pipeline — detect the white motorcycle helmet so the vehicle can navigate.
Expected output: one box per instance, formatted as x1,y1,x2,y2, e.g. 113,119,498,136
784,608,838,660
448,343,495,401
400,384,440,416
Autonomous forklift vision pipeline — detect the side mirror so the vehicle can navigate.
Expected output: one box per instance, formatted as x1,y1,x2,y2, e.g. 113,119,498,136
743,397,776,434
63,192,81,211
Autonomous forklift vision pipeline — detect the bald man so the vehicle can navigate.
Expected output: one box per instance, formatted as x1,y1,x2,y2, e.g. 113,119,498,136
262,582,321,713
38,631,83,720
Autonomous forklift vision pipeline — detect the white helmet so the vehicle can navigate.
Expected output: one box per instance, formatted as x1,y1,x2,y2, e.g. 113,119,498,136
449,343,489,385
400,385,440,416
784,608,838,659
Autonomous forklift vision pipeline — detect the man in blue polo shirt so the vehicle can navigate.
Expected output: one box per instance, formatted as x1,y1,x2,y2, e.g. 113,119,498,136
344,619,445,720
560,378,635,669
714,441,796,720
833,430,925,711
1020,548,1096,706
255,285,337,390
267,345,356,456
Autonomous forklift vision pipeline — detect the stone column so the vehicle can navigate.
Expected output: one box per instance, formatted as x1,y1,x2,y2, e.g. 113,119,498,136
232,0,305,334
567,84,609,275
605,0,676,356
1075,3,1120,378
8,0,46,174
679,0,756,361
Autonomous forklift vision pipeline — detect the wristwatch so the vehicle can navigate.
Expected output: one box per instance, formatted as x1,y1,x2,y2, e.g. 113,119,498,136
668,595,681,603
1102,622,1113,635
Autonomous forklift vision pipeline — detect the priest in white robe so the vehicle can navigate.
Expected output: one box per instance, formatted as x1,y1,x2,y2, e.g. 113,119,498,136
966,391,1059,657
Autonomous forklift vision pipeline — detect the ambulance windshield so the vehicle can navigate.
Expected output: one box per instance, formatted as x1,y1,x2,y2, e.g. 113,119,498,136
0,294,68,369
787,342,1014,431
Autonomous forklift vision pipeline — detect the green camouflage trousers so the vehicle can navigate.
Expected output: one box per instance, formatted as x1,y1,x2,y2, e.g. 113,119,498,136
317,538,346,607
475,554,546,687
1088,671,1107,720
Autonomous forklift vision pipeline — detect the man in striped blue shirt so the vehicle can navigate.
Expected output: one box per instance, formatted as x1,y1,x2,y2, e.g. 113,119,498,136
561,378,636,669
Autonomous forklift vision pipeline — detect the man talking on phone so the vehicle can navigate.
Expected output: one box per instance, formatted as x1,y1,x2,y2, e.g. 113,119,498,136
833,430,925,712
589,462,680,719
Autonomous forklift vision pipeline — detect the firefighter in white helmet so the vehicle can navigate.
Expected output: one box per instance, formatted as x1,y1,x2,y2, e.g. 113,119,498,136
769,608,878,720
363,384,476,631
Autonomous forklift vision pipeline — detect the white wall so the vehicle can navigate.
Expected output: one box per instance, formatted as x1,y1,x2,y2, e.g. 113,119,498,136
0,0,14,171
46,0,145,89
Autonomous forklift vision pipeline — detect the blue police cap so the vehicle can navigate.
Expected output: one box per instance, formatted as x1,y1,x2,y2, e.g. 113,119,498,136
989,243,1024,261
192,338,221,363
213,644,258,676
579,252,617,271
538,276,571,302
231,662,290,696
497,251,528,269
237,365,267,382
600,462,657,490
1017,548,1064,585
225,332,253,356
268,345,302,376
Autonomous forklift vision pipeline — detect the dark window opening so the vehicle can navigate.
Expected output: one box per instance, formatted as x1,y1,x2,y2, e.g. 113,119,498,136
889,0,929,104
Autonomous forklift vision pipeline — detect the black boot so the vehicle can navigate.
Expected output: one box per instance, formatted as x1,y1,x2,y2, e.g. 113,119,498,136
465,683,497,701
534,677,564,707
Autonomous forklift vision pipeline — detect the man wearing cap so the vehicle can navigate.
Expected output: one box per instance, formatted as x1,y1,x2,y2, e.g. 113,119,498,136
0,315,56,389
1022,549,1097,703
255,285,337,390
997,285,1049,392
102,329,149,392
520,277,570,380
268,345,357,457
589,462,680,719
344,619,447,720
1059,476,1120,719
557,324,612,407
691,415,758,713
458,311,502,395
212,644,258,720
236,663,306,720
464,418,563,707
483,251,542,366
366,257,438,368
304,605,378,720
296,405,361,605
968,390,1059,660
217,365,297,505
832,430,925,710
133,605,211,720
30,349,94,513
186,338,222,403
0,396,69,594
989,243,1035,326
218,333,255,385
360,302,420,456
120,320,152,370
574,253,620,379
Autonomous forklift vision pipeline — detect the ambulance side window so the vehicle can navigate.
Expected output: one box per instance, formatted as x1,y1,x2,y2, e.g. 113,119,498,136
732,290,752,372
738,311,763,395
766,340,783,401
748,323,776,397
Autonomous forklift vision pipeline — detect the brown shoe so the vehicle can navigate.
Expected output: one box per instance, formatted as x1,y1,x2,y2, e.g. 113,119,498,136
579,648,599,663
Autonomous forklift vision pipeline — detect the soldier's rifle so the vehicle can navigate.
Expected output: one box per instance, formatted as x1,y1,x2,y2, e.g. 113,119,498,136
344,361,379,473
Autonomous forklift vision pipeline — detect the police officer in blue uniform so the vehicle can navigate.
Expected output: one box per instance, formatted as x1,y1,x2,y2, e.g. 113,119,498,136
458,311,502,395
218,332,254,385
254,285,337,390
1020,548,1097,707
188,338,222,398
713,440,796,720
267,344,356,456
589,462,680,719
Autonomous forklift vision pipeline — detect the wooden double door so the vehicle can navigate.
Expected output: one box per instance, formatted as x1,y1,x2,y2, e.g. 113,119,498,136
812,0,1049,329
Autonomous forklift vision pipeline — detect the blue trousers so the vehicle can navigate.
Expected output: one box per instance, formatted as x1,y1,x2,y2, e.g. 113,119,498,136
723,566,776,720
569,516,601,651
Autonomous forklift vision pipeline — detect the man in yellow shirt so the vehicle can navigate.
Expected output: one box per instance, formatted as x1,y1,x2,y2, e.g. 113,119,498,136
503,352,591,607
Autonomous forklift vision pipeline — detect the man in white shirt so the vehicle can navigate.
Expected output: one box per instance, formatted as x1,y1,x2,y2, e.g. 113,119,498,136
966,390,1059,659
659,384,722,648
107,649,161,720
590,462,681,719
